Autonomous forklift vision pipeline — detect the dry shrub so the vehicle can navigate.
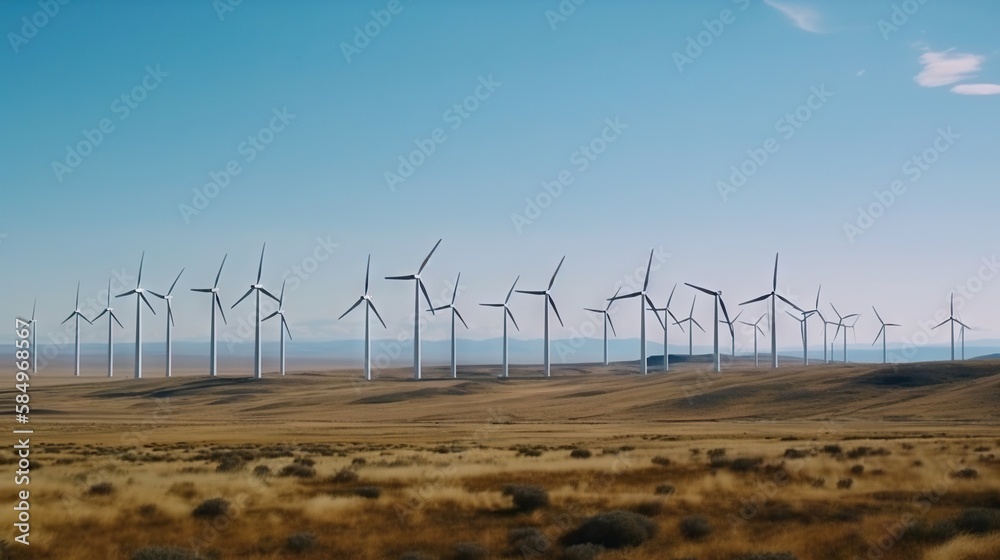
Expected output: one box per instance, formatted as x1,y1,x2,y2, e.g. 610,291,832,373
508,527,550,556
837,478,853,490
353,486,381,499
191,497,230,519
285,532,316,553
679,515,713,540
451,542,487,560
562,510,657,549
86,482,114,496
502,485,549,513
562,543,604,560
570,448,592,459
130,547,206,560
655,484,675,495
952,468,979,480
280,463,316,478
651,456,671,467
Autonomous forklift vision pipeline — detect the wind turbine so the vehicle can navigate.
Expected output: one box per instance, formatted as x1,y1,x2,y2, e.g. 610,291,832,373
28,300,37,373
150,268,184,377
674,295,705,356
480,276,520,378
339,255,387,382
116,253,156,379
62,282,93,376
516,256,566,378
651,284,684,372
685,283,732,373
93,279,124,377
429,273,468,379
191,255,228,377
231,244,279,380
585,287,620,367
871,306,901,364
385,239,442,380
812,287,837,363
796,286,824,365
719,309,744,359
608,250,664,375
932,293,968,362
740,253,803,368
739,314,767,367
786,311,809,365
263,280,292,376
830,303,860,363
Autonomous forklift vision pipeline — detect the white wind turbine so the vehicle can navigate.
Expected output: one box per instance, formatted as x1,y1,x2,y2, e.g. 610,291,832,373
674,295,705,356
796,286,823,365
685,283,733,373
62,282,93,376
719,309,744,360
739,313,767,367
608,250,665,375
191,255,228,377
740,253,803,368
231,244,279,380
830,303,860,363
263,280,292,376
651,284,684,372
811,286,837,363
786,311,809,365
28,300,38,373
585,287,620,367
150,268,184,378
516,256,566,378
93,279,124,377
116,252,156,379
932,293,968,362
385,239,442,380
339,255,388,382
430,273,469,379
480,276,520,378
872,306,901,364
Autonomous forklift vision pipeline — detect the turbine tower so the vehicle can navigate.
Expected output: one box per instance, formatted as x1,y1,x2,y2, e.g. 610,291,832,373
93,279,124,377
932,293,967,361
739,313,767,367
685,283,732,373
339,255,388,381
516,256,566,378
231,244,279,380
584,287,620,367
719,309,744,359
652,284,684,372
740,253,802,368
871,306,901,364
812,287,837,363
430,273,469,379
191,255,228,377
608,250,664,375
116,253,156,379
480,276,520,378
674,295,705,355
150,268,184,377
29,300,38,373
830,303,860,363
263,280,292,376
385,239,442,380
61,282,92,376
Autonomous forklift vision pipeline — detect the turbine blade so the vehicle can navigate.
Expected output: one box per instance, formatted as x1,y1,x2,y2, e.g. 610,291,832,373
548,296,564,327
112,312,124,329
872,306,883,324
282,317,292,340
685,283,716,297
80,312,93,325
94,309,108,321
668,309,683,328
215,294,228,324
667,283,677,307
168,268,185,295
168,305,175,327
886,323,902,327
338,297,365,320
776,294,803,313
75,281,81,307
148,290,166,300
584,308,604,313
548,256,566,290
369,301,388,329
62,312,74,325
689,295,697,316
278,279,286,305
231,288,254,309
605,287,622,310
956,319,970,329
430,305,450,312
610,291,641,301
263,310,280,321
505,275,520,304
137,251,145,288
454,308,469,329
830,303,842,320
365,254,371,294
191,288,213,293
516,290,547,296
481,303,504,307
872,326,884,346
740,293,770,305
647,295,665,330
31,299,36,321
256,243,266,283
692,318,706,333
506,307,520,332
417,239,443,275
140,293,156,315
719,297,732,327
419,280,434,314
451,272,460,305
772,253,779,291
642,249,654,291
214,254,227,288
385,275,416,281
260,287,279,303
815,285,821,309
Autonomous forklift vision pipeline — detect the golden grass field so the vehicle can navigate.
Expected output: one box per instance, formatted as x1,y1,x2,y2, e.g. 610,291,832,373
1,359,999,560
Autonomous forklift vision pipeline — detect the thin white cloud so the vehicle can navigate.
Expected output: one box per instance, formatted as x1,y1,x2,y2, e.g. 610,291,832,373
763,0,824,33
951,83,1000,95
856,70,866,77
914,50,984,87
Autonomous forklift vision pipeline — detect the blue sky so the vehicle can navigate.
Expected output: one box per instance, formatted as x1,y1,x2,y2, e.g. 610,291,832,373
1,0,999,360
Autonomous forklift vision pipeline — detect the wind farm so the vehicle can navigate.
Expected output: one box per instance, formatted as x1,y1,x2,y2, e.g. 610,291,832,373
5,2,1000,559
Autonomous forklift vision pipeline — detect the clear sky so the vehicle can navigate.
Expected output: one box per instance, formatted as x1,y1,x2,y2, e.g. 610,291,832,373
1,0,998,358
